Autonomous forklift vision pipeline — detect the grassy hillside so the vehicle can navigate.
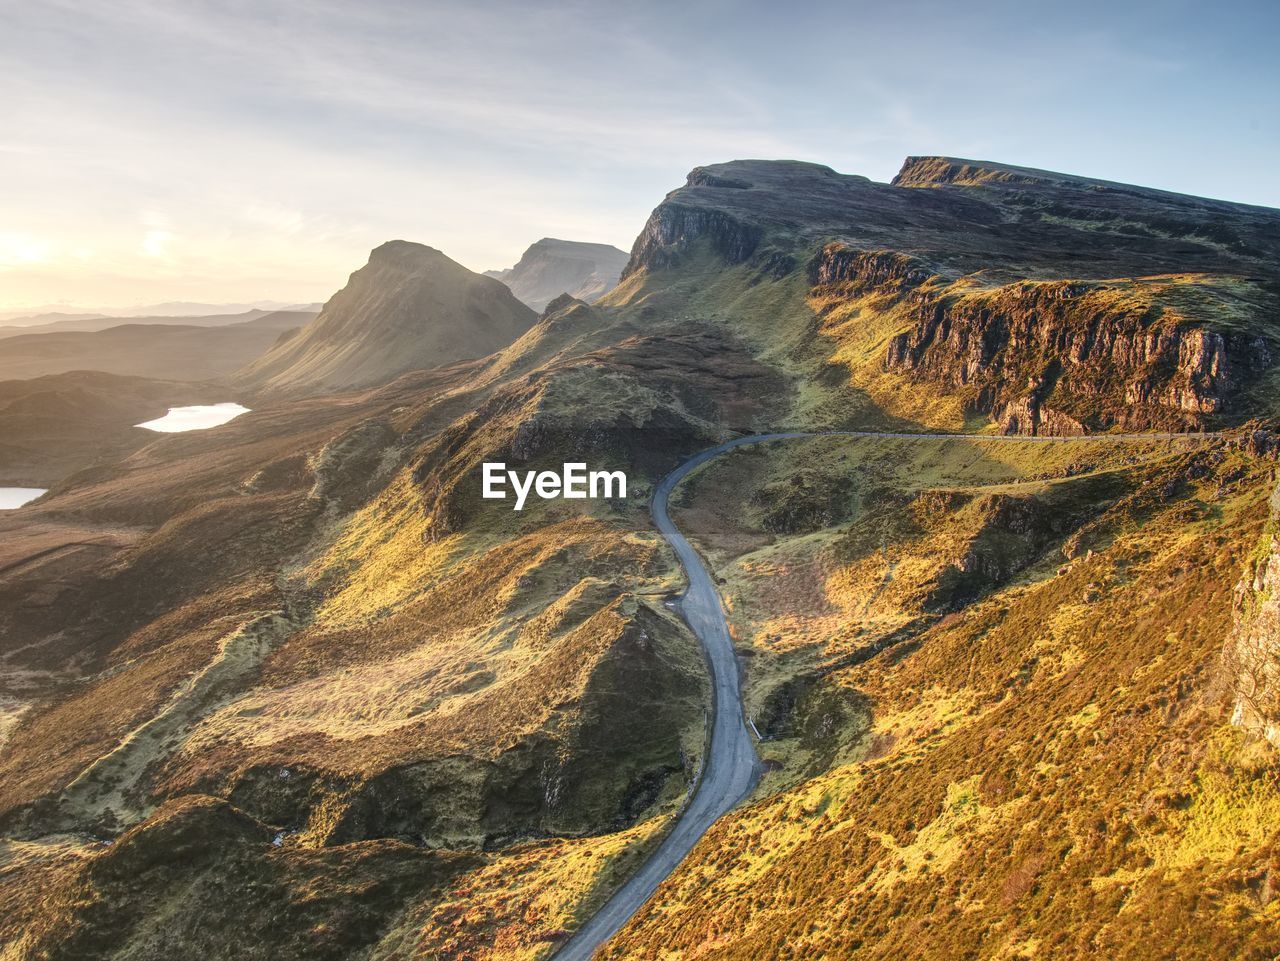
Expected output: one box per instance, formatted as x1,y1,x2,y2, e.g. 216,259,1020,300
599,434,1280,959
3,158,1279,960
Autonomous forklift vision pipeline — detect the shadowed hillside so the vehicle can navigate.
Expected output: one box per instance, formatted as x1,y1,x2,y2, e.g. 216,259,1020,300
0,311,311,382
238,241,538,394
0,372,219,486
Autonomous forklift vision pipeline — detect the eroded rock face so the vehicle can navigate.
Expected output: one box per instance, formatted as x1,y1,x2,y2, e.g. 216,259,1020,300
808,246,935,291
1226,480,1280,745
624,204,762,278
484,239,629,312
870,273,1269,433
994,396,1086,437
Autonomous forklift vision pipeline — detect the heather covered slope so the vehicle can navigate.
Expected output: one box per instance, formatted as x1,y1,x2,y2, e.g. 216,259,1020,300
238,241,537,394
599,432,1280,960
486,238,629,311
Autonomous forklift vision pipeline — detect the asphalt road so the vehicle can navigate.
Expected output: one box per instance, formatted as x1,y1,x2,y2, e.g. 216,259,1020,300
553,428,1217,960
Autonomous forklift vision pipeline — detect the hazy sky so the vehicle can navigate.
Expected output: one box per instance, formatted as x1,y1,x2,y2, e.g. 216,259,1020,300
3,0,1277,310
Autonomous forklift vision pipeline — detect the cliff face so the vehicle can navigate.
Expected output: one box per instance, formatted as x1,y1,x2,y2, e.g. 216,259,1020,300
485,238,628,311
808,246,935,291
872,270,1272,433
624,202,762,279
1227,473,1280,745
802,236,1276,434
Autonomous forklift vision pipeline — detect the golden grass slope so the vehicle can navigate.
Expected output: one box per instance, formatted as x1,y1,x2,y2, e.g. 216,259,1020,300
596,434,1280,960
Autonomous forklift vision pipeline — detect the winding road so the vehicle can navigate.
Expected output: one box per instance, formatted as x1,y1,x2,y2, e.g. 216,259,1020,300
554,429,1215,960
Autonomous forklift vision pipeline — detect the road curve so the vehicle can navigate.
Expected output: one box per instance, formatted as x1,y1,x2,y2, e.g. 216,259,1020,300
553,428,1216,960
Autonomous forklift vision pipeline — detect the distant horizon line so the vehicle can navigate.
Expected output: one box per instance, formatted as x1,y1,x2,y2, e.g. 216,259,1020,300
5,150,1277,316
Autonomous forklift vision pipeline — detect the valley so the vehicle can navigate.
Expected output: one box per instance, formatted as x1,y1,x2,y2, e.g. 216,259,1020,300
558,427,1223,959
2,155,1279,960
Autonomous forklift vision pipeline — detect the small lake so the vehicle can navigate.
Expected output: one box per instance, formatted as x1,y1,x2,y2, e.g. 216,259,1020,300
0,488,46,509
136,403,250,433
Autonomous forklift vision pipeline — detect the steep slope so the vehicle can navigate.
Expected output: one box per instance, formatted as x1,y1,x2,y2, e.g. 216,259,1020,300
238,241,537,393
486,238,629,311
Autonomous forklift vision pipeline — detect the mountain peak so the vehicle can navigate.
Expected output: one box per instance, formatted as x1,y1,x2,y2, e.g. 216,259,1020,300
236,240,535,393
367,239,454,268
486,238,628,311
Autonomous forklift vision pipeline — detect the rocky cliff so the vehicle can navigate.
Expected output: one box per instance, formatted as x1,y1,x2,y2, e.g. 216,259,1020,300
485,238,628,311
619,159,1280,434
868,268,1273,434
624,202,763,279
1227,463,1280,744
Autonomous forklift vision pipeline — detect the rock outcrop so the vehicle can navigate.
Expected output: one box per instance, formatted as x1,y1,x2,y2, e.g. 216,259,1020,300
1226,479,1280,745
880,277,1271,433
803,241,1273,434
485,238,628,311
808,246,936,291
624,203,762,279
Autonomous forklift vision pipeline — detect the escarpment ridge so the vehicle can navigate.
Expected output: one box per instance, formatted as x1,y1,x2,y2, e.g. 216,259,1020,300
620,157,1280,435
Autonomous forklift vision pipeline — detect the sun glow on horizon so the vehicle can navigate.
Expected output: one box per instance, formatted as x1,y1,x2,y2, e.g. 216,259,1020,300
3,1,1277,310
0,234,53,268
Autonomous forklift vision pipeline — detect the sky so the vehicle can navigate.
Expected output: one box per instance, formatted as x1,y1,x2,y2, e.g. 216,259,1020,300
2,0,1277,311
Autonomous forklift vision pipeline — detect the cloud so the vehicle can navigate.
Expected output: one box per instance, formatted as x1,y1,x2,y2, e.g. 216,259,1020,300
2,0,1276,308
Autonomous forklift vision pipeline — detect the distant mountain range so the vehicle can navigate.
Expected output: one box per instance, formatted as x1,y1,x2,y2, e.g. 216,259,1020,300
0,307,323,340
0,310,315,382
485,237,628,311
0,301,323,326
